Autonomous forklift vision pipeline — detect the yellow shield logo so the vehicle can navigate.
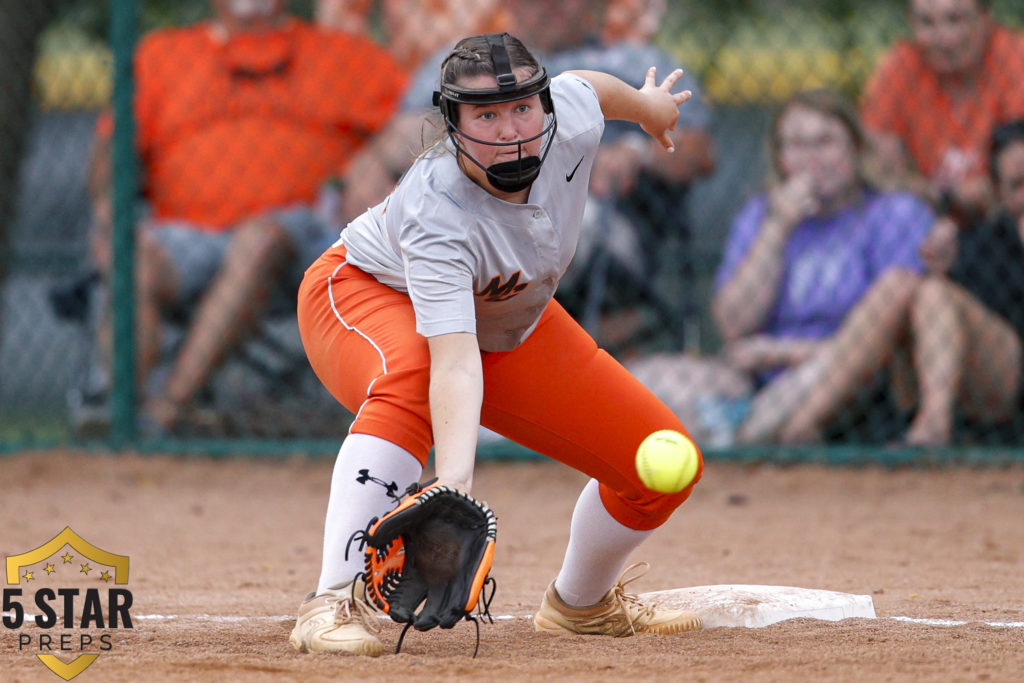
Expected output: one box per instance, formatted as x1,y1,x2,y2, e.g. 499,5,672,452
4,527,132,680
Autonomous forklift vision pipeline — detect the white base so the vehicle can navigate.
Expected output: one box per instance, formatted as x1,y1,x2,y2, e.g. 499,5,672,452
639,585,876,629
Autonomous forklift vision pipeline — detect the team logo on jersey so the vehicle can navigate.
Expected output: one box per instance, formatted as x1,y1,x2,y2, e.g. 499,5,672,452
476,271,529,302
4,528,133,680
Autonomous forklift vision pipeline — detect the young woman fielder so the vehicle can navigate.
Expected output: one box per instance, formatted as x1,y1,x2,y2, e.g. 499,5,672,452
290,32,704,655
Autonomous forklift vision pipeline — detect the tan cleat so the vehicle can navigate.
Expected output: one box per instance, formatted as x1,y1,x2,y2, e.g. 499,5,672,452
533,562,702,637
289,580,386,656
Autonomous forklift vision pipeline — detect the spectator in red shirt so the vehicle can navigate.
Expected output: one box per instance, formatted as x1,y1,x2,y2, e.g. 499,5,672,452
861,0,1024,225
89,0,407,433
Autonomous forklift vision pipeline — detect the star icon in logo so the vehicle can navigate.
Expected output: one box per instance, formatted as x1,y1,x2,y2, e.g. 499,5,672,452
80,563,92,575
62,552,74,564
22,570,34,582
99,571,112,583
44,563,56,575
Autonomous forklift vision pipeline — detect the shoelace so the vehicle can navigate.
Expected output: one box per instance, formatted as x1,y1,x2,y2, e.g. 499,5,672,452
327,592,383,635
609,561,656,636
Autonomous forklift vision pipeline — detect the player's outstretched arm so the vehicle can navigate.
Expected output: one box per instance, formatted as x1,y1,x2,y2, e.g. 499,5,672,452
568,67,692,151
427,332,483,493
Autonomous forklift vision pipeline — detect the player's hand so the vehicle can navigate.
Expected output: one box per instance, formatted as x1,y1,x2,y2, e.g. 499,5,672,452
919,216,958,275
767,173,819,230
637,67,691,151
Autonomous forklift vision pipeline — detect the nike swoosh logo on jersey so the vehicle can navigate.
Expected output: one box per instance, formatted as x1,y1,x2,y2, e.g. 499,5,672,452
565,156,584,182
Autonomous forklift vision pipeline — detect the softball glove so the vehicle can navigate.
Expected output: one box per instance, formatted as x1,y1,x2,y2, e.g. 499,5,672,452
362,481,497,639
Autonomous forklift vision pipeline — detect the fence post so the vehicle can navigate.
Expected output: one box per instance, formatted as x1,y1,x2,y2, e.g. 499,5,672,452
109,0,138,446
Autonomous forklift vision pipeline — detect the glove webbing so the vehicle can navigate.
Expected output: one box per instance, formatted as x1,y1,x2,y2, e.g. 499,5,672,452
395,574,497,657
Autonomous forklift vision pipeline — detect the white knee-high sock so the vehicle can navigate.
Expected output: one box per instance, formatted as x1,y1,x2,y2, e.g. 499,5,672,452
316,433,423,594
554,478,654,607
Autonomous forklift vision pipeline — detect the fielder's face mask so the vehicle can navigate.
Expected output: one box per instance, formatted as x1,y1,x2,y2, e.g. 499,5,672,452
433,33,557,193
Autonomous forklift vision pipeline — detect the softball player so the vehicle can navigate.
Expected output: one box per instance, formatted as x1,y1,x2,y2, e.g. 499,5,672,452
290,32,704,655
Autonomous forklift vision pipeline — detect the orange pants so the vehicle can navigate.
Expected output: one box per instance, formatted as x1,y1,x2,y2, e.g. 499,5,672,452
297,245,702,530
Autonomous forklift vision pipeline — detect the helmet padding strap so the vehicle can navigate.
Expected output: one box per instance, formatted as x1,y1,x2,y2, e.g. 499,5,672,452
486,33,517,90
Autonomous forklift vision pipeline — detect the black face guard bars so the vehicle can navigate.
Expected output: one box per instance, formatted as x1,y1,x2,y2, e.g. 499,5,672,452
433,33,557,193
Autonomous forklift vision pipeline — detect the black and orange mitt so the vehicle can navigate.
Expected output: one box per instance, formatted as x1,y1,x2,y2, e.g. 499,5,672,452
362,481,497,646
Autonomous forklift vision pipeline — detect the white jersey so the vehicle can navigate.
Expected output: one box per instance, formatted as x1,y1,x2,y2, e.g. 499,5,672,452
339,73,604,351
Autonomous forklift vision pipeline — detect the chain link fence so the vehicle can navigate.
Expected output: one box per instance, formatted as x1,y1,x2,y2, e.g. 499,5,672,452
2,0,1024,458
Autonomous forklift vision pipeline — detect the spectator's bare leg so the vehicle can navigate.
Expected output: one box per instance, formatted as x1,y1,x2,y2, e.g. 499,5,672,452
904,277,964,445
907,279,1022,445
136,235,178,389
95,232,177,395
888,346,918,413
147,219,294,429
956,287,1023,423
736,352,828,444
778,269,921,444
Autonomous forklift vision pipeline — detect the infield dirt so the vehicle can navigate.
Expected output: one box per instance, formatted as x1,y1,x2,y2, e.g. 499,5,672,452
2,450,1023,681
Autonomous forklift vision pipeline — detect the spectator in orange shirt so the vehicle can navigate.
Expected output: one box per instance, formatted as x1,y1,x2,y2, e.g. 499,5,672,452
861,0,1024,226
88,0,407,433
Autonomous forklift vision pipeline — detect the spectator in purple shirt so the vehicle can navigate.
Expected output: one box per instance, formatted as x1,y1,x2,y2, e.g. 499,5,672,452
712,89,934,444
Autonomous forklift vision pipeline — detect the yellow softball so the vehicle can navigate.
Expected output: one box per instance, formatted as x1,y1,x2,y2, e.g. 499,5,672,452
635,430,700,494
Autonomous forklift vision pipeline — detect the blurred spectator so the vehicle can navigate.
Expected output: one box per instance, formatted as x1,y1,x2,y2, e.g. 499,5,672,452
316,0,511,70
88,0,406,433
901,119,1024,445
711,89,934,445
861,0,1024,226
314,0,373,36
601,0,666,45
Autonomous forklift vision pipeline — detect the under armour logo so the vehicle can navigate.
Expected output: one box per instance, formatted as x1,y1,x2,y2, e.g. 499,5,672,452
355,469,400,499
476,271,529,302
565,156,584,182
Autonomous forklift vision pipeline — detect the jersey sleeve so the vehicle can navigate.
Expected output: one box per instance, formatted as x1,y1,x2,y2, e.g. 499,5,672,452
393,188,479,338
549,72,605,141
